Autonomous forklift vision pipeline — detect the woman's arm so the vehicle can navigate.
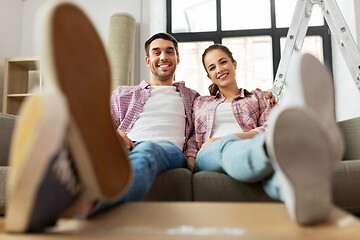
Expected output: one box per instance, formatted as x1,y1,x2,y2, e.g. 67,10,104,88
199,130,258,153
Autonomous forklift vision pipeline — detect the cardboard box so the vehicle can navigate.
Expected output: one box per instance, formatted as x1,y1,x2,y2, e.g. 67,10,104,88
0,202,359,239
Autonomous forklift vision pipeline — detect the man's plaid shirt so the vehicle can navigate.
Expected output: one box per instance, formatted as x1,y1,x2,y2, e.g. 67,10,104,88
111,80,200,152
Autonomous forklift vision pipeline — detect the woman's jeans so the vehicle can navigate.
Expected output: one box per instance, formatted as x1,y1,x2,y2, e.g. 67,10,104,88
92,141,187,214
195,133,282,201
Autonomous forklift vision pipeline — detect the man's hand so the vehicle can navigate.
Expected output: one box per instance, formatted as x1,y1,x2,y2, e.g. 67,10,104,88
256,88,277,105
116,129,135,150
187,157,196,172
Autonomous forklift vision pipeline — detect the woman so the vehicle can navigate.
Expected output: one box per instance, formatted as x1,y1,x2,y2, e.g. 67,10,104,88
184,44,340,225
185,44,277,194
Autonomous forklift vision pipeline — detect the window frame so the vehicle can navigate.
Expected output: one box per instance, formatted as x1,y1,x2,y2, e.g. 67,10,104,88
166,0,333,80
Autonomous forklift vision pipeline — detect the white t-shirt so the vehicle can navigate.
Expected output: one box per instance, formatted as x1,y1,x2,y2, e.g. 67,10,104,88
127,86,186,150
211,102,243,138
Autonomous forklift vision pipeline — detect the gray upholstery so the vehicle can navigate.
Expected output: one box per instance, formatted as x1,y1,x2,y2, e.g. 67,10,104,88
0,167,7,215
1,113,360,217
193,171,275,202
0,113,16,166
0,113,17,215
143,168,193,201
333,160,360,213
338,118,360,160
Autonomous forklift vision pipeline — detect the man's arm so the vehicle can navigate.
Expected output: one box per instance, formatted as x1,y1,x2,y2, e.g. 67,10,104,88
256,88,277,105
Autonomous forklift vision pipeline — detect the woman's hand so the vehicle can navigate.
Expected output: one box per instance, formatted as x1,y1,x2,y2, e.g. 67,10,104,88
116,129,135,150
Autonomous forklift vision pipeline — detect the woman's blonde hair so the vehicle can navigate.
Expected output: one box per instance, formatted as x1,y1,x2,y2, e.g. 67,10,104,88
202,44,235,96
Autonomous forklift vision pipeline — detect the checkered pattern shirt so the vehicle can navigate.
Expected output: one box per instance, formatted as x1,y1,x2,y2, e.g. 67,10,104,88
185,89,273,158
111,80,200,152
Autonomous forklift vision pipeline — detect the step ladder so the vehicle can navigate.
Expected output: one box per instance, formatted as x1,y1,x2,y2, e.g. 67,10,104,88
272,0,360,98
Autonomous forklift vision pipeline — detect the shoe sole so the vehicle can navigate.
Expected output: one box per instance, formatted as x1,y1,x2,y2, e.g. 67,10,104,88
40,2,132,201
6,93,68,232
267,107,332,225
299,54,344,164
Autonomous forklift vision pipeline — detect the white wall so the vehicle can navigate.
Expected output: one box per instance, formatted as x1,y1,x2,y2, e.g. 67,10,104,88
0,0,23,112
332,0,360,121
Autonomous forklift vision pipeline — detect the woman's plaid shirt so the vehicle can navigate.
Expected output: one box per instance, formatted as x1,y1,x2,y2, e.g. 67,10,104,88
185,89,274,158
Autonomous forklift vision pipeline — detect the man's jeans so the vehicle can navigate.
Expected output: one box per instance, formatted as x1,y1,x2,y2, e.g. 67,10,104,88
195,133,282,201
93,141,187,213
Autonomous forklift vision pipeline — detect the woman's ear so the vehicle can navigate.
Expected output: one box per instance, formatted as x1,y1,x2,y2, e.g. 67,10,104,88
234,60,237,70
207,73,211,79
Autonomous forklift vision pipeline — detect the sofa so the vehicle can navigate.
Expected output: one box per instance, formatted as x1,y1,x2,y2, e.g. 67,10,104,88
1,112,360,216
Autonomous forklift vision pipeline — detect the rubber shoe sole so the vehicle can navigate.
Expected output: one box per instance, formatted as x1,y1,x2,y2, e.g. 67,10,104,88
266,107,332,225
285,53,344,166
5,92,70,232
39,1,132,201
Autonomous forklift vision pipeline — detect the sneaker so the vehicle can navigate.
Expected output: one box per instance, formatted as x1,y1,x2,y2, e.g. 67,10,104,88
6,92,82,232
265,54,345,225
38,1,132,201
279,53,344,165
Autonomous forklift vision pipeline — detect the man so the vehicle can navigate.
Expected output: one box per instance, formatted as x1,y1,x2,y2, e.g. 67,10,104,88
5,1,341,233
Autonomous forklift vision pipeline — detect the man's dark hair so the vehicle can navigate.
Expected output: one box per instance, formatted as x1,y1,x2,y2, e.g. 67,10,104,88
144,32,179,57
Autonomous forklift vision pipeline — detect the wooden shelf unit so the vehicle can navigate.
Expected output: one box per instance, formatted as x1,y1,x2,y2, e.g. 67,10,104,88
2,57,42,115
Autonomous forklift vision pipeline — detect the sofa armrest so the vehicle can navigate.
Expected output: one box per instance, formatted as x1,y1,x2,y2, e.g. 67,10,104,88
333,160,360,214
0,113,17,166
0,166,8,215
338,117,360,160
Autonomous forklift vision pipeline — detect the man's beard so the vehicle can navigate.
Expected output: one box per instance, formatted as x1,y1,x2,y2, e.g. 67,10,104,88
151,67,175,82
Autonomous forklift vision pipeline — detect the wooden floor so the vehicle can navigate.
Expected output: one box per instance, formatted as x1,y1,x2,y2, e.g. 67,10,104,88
0,202,359,240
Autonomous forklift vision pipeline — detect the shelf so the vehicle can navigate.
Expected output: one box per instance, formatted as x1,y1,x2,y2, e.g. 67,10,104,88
2,57,42,115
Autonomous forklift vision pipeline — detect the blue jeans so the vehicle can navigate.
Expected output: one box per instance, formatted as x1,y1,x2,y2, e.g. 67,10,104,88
92,141,187,213
195,133,282,201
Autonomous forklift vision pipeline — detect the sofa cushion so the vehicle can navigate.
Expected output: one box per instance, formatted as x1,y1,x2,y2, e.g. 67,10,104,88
193,171,276,202
143,168,193,201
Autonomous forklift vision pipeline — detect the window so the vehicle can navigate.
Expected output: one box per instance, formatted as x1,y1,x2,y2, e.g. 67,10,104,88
167,0,331,95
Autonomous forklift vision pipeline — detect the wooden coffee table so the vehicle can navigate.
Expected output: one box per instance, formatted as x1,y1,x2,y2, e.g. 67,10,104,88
0,202,359,239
